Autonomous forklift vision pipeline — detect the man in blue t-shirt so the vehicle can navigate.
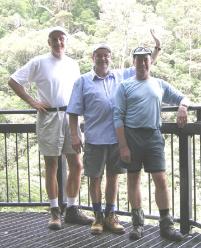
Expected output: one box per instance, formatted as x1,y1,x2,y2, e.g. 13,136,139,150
114,46,190,241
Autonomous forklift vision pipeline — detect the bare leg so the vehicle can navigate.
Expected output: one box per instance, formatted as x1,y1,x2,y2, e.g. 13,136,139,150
45,156,61,230
66,153,82,197
151,171,169,210
44,156,58,200
105,173,118,204
127,172,141,208
90,177,102,203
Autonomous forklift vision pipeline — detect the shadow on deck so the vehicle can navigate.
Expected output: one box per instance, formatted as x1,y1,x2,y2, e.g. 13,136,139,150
0,212,201,248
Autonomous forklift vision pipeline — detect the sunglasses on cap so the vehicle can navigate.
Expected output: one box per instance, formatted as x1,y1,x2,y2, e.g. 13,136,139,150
133,47,152,56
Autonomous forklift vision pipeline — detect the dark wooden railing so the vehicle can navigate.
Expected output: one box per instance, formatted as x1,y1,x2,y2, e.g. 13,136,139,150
0,106,201,234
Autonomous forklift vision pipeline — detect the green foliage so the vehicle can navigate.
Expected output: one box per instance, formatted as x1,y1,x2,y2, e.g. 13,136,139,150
0,0,30,18
71,0,100,19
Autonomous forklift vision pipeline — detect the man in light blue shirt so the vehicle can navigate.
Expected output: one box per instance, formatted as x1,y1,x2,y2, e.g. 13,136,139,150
68,44,126,235
114,46,189,241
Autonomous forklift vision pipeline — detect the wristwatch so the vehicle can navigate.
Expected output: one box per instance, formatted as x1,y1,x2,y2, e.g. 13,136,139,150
155,46,161,51
180,104,188,109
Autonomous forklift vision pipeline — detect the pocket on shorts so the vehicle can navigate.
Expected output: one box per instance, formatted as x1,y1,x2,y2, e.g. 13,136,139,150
83,143,94,165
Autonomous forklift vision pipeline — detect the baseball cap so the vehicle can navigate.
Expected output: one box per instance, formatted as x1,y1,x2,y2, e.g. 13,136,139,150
133,47,152,56
93,43,111,54
48,26,67,37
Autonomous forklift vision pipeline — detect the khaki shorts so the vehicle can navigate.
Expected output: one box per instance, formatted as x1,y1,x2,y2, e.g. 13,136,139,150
83,143,126,177
36,111,80,156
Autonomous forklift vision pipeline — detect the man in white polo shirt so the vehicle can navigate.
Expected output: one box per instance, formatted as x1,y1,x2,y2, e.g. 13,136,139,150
8,26,93,230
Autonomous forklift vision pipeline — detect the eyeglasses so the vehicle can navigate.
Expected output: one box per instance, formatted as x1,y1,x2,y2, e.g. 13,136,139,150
132,47,152,56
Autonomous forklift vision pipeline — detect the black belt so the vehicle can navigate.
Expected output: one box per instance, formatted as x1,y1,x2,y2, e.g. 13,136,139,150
46,106,67,112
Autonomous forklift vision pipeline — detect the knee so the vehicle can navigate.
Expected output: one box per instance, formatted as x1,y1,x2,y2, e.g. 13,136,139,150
128,173,141,188
90,177,101,187
152,172,168,189
67,155,83,172
156,178,168,190
74,159,82,171
106,173,118,181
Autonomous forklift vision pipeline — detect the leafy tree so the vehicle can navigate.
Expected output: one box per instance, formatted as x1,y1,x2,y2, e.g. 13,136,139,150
0,0,31,18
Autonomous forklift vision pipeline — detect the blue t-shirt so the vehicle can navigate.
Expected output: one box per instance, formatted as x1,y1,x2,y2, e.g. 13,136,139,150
114,76,184,129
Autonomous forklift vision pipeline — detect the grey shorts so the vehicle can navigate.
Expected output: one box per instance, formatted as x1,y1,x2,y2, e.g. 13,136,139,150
36,111,80,156
119,127,165,173
83,143,126,177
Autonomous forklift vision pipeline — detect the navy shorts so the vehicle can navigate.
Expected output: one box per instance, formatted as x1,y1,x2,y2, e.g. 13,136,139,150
119,127,165,173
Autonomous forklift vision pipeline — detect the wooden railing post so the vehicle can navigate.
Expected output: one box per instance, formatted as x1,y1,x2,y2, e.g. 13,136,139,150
57,155,67,213
179,130,192,234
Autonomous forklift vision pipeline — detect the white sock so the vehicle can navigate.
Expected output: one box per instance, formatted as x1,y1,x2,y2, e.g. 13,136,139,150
49,198,59,208
67,197,77,207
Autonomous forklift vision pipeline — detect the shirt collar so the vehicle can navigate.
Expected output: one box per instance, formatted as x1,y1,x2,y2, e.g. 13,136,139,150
91,68,115,81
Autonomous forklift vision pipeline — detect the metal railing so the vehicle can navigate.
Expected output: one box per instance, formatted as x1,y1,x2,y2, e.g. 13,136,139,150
0,106,201,234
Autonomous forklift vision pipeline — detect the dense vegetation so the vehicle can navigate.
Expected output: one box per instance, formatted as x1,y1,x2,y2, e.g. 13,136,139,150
0,0,201,111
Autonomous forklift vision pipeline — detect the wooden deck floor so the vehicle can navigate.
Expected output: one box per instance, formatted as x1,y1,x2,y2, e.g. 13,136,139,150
0,212,201,248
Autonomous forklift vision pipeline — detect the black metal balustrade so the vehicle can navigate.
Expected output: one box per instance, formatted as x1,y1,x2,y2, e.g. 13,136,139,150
0,106,201,236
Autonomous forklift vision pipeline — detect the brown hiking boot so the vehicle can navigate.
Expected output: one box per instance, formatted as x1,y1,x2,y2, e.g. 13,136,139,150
48,207,61,230
64,206,94,225
129,208,144,240
160,215,184,241
104,212,125,234
91,211,104,235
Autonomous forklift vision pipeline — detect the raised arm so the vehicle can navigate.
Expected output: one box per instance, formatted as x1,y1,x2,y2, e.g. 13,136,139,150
150,29,161,64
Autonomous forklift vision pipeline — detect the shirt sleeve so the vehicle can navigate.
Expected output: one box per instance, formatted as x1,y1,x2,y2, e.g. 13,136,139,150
113,83,127,128
10,58,37,86
161,80,184,105
67,77,84,115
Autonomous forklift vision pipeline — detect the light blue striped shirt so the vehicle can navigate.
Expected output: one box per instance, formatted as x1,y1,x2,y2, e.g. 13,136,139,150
67,70,121,144
114,76,184,129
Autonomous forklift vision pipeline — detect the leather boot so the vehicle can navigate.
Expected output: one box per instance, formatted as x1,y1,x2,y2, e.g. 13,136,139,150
129,208,144,240
91,211,104,235
48,207,61,230
104,212,125,234
64,206,94,225
160,214,184,241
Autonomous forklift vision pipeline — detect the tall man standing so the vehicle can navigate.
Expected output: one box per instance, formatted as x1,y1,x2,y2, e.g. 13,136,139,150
8,26,93,230
114,46,190,241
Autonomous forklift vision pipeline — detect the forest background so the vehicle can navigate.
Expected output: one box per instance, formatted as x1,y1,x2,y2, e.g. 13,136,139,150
0,0,201,218
1,0,201,110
